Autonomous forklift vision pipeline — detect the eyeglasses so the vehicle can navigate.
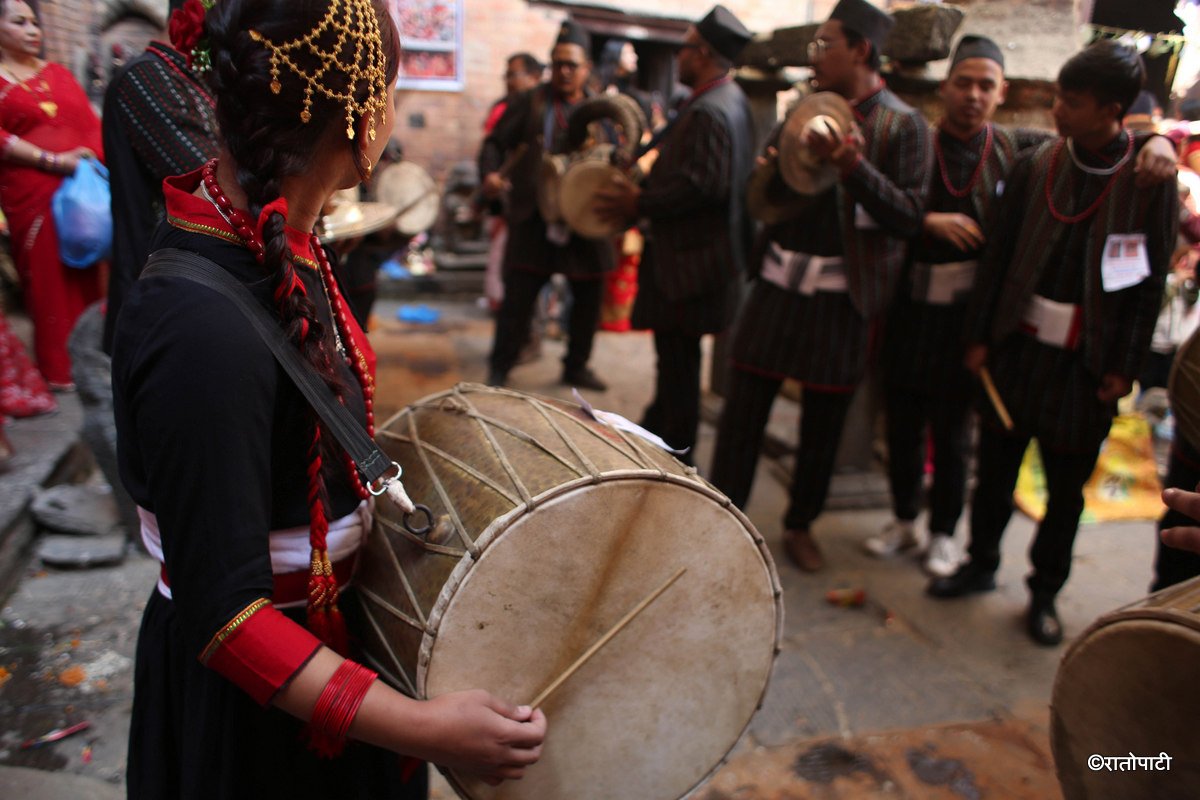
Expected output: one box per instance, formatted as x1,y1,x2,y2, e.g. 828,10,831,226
551,60,583,72
806,38,834,60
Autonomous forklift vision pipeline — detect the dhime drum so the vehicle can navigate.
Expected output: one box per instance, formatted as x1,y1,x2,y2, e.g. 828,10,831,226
372,160,440,235
1050,575,1200,798
353,384,782,800
556,94,646,240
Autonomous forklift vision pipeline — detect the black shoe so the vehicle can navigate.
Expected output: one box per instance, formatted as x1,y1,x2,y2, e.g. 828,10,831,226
1026,594,1063,646
562,367,607,391
486,370,508,388
927,562,997,598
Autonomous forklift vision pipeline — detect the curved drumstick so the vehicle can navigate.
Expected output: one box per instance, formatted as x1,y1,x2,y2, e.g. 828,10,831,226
530,566,687,709
980,366,1014,431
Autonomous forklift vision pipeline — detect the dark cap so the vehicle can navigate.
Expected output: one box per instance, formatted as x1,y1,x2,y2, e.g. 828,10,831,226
556,19,592,53
950,35,1005,72
829,0,894,53
696,4,753,62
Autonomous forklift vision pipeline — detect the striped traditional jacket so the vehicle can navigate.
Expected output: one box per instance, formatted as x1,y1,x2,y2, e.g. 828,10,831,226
967,130,1177,380
638,79,755,303
838,89,932,318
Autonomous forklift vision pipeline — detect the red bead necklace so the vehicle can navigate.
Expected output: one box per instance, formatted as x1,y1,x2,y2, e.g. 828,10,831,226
200,159,375,500
1043,133,1134,225
935,123,993,199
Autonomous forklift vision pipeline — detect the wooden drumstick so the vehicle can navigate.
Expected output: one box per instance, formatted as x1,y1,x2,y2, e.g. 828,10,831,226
980,366,1014,431
529,566,687,710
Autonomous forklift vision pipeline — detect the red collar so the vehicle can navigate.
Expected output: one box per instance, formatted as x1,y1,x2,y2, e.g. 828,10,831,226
163,168,317,264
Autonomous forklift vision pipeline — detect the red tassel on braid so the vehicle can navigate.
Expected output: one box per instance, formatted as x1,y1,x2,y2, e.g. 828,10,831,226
305,424,350,655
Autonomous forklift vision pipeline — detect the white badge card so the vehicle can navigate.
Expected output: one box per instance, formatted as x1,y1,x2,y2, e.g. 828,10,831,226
1100,233,1150,292
854,203,880,230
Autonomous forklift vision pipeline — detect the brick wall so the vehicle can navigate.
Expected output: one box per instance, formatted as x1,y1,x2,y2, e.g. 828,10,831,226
38,0,99,81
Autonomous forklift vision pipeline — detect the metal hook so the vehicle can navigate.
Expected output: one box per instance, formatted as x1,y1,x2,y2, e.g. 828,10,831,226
403,504,434,537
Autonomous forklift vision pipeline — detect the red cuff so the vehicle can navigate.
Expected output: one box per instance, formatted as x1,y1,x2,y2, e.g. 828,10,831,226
201,599,323,706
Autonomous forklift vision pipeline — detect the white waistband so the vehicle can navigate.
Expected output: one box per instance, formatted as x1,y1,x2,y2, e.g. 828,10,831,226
760,243,847,295
1021,295,1081,348
910,260,977,306
140,500,372,601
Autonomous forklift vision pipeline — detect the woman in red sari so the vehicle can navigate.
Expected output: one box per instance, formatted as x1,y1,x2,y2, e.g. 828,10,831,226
0,0,103,387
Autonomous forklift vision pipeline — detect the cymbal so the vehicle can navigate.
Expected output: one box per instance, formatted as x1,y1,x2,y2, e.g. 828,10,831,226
746,157,812,225
317,200,400,243
778,92,855,196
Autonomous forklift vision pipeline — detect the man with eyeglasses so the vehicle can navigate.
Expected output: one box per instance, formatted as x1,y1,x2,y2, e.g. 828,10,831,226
709,0,931,572
480,20,612,391
593,5,755,465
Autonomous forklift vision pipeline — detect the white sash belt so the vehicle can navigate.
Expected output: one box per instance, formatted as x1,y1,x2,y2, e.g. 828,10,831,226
910,260,977,305
140,500,371,602
760,242,847,295
1020,295,1082,349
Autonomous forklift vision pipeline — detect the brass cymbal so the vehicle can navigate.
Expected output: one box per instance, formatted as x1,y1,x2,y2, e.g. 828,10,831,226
317,200,400,243
746,156,812,225
778,91,855,196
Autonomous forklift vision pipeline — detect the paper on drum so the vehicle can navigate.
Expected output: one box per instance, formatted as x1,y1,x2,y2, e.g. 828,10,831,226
352,384,784,800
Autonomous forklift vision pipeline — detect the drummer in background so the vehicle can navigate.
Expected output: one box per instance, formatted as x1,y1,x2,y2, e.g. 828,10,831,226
866,38,1179,578
112,1,545,795
593,4,754,465
480,52,543,314
929,42,1177,646
708,0,930,572
480,20,613,391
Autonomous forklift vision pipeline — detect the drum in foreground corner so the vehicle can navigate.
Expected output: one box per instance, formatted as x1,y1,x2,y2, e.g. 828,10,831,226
353,384,783,800
1051,576,1200,798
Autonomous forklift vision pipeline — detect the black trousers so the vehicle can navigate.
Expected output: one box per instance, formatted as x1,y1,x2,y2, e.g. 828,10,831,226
710,367,853,530
967,425,1102,597
490,269,601,377
884,383,971,535
1153,436,1200,591
641,332,702,464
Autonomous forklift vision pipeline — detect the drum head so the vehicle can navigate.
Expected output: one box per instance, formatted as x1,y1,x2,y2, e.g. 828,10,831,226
1051,584,1200,798
536,154,566,224
373,161,439,235
560,160,628,240
357,386,782,800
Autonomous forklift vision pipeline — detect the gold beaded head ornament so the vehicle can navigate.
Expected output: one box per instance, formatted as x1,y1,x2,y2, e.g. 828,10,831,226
249,0,390,140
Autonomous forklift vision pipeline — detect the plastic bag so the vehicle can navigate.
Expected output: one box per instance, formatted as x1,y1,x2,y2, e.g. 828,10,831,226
52,158,112,268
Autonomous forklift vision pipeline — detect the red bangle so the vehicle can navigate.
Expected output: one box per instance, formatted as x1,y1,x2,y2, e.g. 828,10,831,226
306,659,377,758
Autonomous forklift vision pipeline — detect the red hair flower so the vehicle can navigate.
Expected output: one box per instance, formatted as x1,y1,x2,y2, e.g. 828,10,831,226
169,0,209,64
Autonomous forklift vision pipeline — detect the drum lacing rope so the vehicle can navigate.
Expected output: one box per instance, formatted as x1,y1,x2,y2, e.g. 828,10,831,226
354,596,419,696
376,513,463,557
529,397,601,481
377,430,522,507
539,401,663,475
368,513,434,634
406,411,480,557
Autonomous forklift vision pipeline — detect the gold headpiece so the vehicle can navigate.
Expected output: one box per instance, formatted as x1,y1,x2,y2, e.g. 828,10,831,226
249,0,389,141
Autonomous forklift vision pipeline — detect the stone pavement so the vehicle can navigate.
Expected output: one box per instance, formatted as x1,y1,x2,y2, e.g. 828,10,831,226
0,295,1169,798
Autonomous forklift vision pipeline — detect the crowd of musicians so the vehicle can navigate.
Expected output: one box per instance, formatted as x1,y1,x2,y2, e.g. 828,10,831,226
478,0,1192,649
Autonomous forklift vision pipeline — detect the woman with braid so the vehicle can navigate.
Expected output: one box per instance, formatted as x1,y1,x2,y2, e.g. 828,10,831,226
111,2,545,797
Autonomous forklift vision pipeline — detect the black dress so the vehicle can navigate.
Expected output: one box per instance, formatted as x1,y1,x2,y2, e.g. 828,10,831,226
113,213,428,799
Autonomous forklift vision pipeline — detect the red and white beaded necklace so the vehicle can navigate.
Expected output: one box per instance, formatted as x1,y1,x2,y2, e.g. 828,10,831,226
199,158,376,501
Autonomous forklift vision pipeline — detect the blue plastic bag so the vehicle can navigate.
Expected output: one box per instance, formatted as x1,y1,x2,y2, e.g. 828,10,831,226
52,158,112,268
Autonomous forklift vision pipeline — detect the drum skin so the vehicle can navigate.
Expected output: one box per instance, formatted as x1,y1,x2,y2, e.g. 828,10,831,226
559,159,631,240
372,161,440,235
353,384,783,800
1050,576,1200,798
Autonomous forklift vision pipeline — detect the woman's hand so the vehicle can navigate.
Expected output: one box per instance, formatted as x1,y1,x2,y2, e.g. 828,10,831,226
414,690,547,784
54,147,96,175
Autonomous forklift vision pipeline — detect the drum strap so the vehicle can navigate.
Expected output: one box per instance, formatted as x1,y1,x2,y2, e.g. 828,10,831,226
141,249,424,518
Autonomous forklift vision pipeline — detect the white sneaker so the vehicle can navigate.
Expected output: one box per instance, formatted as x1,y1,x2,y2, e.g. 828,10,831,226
924,534,963,577
863,520,920,557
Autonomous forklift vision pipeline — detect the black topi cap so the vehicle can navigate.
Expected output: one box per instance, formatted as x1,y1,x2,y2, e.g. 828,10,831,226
950,35,1005,72
829,0,894,53
556,19,592,53
696,4,754,63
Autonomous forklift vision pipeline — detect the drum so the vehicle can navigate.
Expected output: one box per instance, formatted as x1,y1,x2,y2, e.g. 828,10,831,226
372,160,440,235
1050,576,1200,798
535,153,568,225
353,384,783,800
559,157,632,240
